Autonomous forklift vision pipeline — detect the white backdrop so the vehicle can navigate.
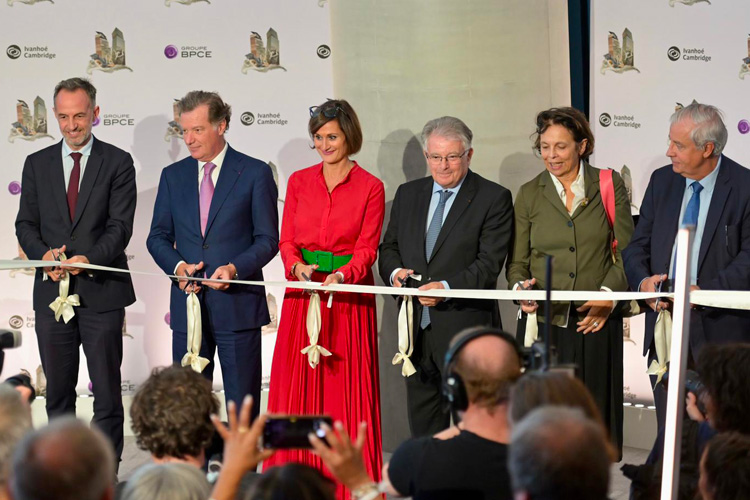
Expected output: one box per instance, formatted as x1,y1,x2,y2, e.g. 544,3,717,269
591,0,750,403
0,0,333,395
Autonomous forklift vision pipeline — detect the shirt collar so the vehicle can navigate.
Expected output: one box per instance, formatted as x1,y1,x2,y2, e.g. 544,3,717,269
199,141,229,172
548,160,586,197
432,170,468,195
62,136,94,158
685,156,721,193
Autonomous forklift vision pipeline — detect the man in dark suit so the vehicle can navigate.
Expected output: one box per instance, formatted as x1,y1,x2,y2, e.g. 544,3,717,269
147,91,278,416
623,102,750,423
379,116,514,436
15,77,136,466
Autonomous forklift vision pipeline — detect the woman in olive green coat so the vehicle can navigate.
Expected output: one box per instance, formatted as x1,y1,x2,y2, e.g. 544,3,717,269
507,107,634,455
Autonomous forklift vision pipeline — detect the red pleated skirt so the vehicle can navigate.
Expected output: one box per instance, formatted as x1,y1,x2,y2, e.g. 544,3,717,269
264,275,383,500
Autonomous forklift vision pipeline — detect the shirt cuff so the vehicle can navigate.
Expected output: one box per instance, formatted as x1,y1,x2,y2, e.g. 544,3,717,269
174,260,186,275
441,280,451,301
389,268,402,286
599,286,617,309
335,271,345,283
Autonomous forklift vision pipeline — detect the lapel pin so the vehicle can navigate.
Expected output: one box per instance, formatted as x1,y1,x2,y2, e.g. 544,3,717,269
581,197,589,207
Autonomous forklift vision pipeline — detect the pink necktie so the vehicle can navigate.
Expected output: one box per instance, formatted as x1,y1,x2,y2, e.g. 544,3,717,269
200,162,216,236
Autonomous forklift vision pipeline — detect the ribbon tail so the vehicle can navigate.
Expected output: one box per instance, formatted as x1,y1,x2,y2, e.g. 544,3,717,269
524,311,539,348
183,292,207,373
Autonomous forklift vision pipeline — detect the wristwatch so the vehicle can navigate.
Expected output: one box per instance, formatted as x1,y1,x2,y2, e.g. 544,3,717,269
351,483,380,500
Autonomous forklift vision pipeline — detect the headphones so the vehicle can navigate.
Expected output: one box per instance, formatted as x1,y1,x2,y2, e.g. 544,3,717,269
442,326,522,413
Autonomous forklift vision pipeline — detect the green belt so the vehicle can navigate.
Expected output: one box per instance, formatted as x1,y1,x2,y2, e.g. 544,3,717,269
301,248,352,273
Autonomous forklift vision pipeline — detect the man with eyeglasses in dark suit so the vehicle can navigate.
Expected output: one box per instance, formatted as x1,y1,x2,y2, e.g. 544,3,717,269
379,116,514,436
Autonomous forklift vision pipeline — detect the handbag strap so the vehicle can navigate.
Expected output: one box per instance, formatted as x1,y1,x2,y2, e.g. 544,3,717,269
599,168,618,259
600,168,616,229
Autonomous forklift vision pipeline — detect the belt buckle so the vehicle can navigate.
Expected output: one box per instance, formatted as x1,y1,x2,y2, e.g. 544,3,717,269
316,251,334,272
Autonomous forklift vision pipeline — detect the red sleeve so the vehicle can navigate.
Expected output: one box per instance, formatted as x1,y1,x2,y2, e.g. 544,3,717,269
279,173,303,279
337,178,385,284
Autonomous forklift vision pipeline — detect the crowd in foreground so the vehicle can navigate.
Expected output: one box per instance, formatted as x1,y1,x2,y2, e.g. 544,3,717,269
1,327,749,500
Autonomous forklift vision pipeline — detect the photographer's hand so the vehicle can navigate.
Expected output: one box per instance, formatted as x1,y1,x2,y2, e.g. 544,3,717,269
210,396,273,500
685,392,706,423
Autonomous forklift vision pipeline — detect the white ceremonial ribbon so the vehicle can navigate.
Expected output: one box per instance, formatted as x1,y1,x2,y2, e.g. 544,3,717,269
393,296,416,377
523,311,539,348
181,291,209,373
47,253,80,324
647,309,672,385
301,291,331,369
2,259,674,303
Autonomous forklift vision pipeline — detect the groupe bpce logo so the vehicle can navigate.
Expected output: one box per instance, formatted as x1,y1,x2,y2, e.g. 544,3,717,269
164,45,179,59
7,45,22,59
8,182,22,195
240,112,255,126
739,120,750,135
667,46,681,61
599,113,612,127
316,44,331,59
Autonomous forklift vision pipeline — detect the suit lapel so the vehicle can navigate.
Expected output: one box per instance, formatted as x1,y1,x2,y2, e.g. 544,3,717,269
204,146,244,238
413,179,432,264
429,170,477,260
571,162,601,220
698,161,731,271
50,142,71,231
72,138,102,229
658,172,687,266
181,159,201,237
540,172,571,220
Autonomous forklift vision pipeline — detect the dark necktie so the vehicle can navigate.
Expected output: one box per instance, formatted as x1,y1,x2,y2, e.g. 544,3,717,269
67,152,82,222
682,181,704,227
200,162,216,236
421,189,453,329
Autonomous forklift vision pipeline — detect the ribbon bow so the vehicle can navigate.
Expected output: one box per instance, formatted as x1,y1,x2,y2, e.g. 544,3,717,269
392,295,416,377
647,309,672,385
181,292,210,373
48,252,80,324
301,291,332,368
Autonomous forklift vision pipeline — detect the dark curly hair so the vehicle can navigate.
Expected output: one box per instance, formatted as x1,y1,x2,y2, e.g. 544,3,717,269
130,364,219,459
701,432,750,500
532,107,594,160
697,343,750,434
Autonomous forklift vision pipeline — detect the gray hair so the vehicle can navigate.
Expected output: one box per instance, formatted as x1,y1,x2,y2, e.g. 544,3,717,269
509,407,610,500
0,385,32,486
670,102,727,157
421,116,473,152
121,463,210,500
177,90,232,131
54,77,97,108
10,417,114,500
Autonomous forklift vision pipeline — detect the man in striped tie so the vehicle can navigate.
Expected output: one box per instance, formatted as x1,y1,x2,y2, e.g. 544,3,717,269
624,102,750,427
379,116,514,436
147,91,278,420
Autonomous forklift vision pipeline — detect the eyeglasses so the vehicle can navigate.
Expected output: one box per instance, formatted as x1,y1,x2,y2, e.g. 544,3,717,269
309,102,344,119
426,150,469,165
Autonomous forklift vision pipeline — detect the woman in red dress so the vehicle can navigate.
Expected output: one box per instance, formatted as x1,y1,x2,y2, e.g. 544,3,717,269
264,99,385,500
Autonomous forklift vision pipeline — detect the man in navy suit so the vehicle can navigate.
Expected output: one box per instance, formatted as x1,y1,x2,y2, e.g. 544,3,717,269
624,102,750,423
147,91,278,415
15,77,136,467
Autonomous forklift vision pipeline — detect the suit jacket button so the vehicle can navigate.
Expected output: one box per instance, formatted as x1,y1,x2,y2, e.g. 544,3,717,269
203,244,209,249
569,272,575,278
569,246,575,252
567,221,573,227
71,235,76,241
